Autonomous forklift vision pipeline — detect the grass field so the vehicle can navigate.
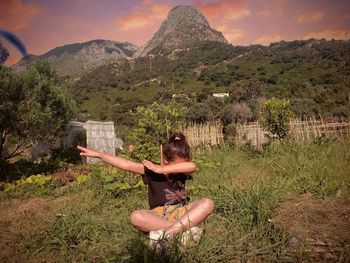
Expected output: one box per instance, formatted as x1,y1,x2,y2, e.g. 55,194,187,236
1,140,350,262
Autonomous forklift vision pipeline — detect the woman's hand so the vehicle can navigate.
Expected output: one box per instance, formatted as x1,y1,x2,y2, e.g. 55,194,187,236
77,145,101,158
142,160,164,174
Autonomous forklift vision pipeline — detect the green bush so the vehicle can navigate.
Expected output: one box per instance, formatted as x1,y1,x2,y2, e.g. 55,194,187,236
4,174,52,198
261,98,292,139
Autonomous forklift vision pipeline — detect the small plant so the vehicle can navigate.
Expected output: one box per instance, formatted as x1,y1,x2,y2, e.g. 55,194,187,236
4,174,52,197
261,98,292,140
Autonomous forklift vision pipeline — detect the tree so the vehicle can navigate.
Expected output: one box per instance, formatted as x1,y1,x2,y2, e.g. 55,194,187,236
260,98,292,140
0,61,76,179
229,80,264,102
221,103,253,125
127,100,187,161
186,102,210,123
205,97,225,120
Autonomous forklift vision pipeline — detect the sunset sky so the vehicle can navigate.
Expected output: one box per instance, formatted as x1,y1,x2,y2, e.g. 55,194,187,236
1,0,350,65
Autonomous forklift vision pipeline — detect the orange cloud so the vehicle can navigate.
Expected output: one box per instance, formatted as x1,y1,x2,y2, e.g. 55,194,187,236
216,25,243,43
196,0,250,21
117,1,170,31
297,11,324,24
224,7,251,21
253,35,283,45
0,0,41,31
303,29,350,40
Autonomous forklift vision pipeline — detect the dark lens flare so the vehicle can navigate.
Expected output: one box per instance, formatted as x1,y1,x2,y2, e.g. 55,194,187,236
0,30,28,57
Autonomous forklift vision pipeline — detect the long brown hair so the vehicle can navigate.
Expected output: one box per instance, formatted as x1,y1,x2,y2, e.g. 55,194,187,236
163,133,190,162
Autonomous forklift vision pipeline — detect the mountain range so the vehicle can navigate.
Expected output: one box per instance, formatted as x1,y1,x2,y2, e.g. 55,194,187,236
14,40,138,76
9,5,350,123
14,5,228,76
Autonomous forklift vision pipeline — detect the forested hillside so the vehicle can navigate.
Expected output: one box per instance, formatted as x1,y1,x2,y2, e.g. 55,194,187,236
68,39,350,124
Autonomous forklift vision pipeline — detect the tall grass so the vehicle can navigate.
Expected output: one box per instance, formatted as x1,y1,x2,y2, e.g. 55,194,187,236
0,140,349,262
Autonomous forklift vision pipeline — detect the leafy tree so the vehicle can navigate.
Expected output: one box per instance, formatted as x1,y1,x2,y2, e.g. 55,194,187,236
260,98,292,140
186,102,210,123
205,97,225,120
229,80,264,102
0,62,76,179
221,103,253,125
127,100,187,161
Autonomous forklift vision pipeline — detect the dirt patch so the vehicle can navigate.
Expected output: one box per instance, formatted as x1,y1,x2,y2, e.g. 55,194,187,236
273,193,350,261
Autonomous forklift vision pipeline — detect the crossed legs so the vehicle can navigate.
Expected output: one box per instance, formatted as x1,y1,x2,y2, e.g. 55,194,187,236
129,198,214,235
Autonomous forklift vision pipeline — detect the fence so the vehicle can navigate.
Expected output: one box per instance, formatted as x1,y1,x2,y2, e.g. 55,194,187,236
235,118,350,148
289,118,350,143
182,122,224,149
182,118,350,149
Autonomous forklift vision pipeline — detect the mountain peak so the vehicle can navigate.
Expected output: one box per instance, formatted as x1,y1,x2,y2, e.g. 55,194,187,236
134,5,228,57
167,5,210,28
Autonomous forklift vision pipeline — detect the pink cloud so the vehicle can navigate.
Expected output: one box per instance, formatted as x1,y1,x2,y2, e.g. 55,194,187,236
303,29,350,40
297,11,324,24
117,1,170,31
216,25,244,43
195,0,250,21
224,7,251,21
0,0,41,31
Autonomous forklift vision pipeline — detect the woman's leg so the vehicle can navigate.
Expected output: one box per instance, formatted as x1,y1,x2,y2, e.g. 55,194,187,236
165,198,214,236
130,209,173,232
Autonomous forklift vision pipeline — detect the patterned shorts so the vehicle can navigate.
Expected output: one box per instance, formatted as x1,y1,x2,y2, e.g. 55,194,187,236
152,203,193,222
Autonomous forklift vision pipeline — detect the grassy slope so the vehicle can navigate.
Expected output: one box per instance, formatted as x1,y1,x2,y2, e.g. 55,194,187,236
1,141,350,262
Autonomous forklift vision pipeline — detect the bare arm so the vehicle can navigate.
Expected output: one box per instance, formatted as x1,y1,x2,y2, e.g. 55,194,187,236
77,146,144,175
142,160,196,176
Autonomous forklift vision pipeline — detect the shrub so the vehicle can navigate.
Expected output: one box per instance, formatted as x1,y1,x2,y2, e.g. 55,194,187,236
260,98,292,140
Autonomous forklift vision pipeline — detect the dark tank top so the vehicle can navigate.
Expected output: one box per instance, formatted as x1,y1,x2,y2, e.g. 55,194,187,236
142,166,191,209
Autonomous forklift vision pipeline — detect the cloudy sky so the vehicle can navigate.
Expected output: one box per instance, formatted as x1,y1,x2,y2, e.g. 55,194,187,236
1,0,350,65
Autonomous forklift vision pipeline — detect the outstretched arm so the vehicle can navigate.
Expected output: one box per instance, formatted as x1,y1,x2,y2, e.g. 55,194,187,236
77,146,144,175
142,160,196,176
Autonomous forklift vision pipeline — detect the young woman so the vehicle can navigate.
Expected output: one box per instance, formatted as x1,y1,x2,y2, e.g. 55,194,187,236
77,133,214,248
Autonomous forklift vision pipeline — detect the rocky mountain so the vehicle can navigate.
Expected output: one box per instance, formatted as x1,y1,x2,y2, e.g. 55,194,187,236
134,5,228,57
12,5,227,76
14,40,138,76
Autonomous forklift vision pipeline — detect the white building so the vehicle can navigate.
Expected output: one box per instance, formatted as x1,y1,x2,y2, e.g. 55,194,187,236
213,93,229,98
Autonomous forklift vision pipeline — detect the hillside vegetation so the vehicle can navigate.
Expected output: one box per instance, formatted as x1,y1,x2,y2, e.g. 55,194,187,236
68,39,350,123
